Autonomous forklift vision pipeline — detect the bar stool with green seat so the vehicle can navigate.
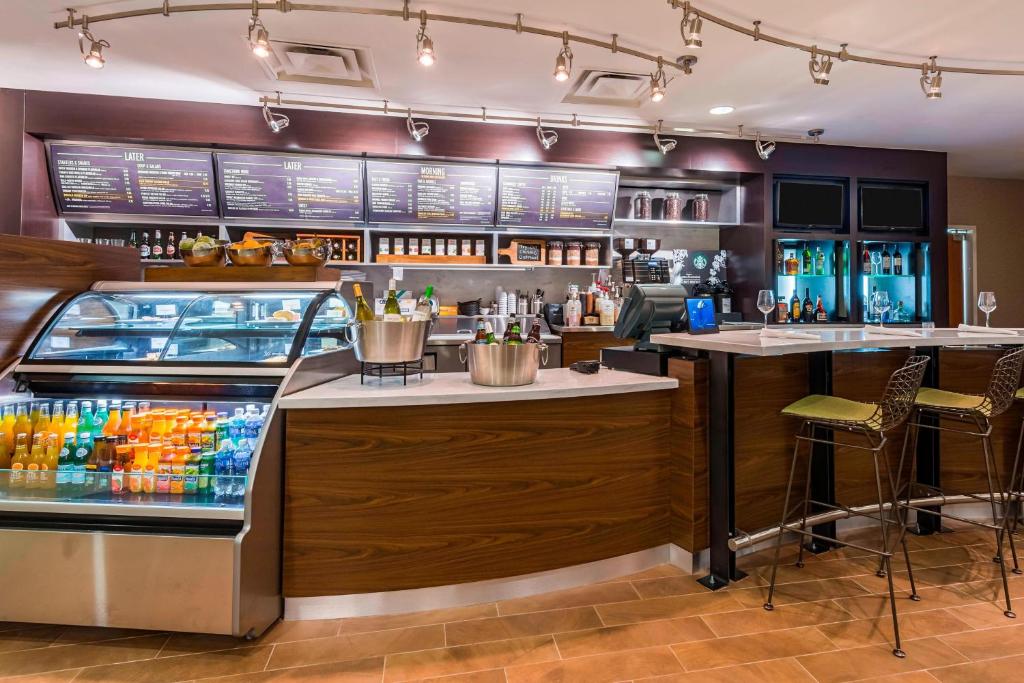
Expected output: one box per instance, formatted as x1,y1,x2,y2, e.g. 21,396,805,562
763,355,930,659
890,345,1024,621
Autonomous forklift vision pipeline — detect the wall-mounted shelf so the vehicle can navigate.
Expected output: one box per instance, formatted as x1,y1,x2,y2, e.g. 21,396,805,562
614,219,739,229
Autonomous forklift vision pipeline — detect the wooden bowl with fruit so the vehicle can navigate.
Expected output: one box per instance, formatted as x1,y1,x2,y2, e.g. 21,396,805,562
179,236,228,267
281,238,330,267
226,238,276,267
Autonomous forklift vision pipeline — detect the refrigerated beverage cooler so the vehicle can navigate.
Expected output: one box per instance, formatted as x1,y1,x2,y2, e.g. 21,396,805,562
857,240,932,323
772,238,851,323
0,281,359,637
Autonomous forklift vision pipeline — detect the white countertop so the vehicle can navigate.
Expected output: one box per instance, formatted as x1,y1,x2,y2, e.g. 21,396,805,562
279,367,678,408
650,327,1024,356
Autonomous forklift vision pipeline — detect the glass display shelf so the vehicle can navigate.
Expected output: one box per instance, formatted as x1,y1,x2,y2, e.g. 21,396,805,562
772,239,851,322
858,240,930,323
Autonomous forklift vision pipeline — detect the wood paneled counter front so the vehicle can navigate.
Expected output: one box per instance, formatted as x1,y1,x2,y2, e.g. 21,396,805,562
280,368,681,615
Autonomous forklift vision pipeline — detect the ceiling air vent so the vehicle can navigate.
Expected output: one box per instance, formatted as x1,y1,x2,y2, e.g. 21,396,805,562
562,69,650,108
258,40,378,89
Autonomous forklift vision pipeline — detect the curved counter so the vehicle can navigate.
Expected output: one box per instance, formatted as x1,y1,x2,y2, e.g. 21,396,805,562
280,368,680,618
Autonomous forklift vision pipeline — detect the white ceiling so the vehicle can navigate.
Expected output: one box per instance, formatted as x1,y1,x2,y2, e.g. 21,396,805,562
2,0,1023,176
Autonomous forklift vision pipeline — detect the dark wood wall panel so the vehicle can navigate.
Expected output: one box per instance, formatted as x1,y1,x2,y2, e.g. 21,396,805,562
939,348,1024,495
0,235,140,368
832,349,914,507
734,355,811,533
0,90,25,235
284,392,672,596
668,358,709,552
561,332,629,367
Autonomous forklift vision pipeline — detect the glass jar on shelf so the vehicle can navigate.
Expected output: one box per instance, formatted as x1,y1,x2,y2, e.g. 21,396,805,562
547,240,564,266
565,240,583,266
584,241,601,266
633,191,652,220
692,193,711,222
664,192,683,221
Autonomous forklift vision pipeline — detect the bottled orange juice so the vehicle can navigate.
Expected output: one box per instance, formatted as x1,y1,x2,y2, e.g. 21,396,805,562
118,403,135,444
132,443,149,474
186,414,203,449
200,413,216,452
0,405,15,468
13,404,31,445
63,403,79,444
103,400,122,438
150,410,167,443
32,404,50,440
170,415,187,447
28,402,40,429
170,446,187,495
156,444,174,493
42,433,60,489
25,434,44,489
51,402,65,436
9,434,29,488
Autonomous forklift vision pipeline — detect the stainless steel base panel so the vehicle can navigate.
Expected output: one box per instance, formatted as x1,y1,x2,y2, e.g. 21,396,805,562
0,528,241,633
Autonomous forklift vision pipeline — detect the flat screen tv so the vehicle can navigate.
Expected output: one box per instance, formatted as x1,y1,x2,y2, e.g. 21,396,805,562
859,183,926,232
774,178,845,230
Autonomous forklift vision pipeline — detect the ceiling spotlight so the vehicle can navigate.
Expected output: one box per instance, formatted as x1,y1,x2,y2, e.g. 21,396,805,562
709,105,734,115
808,128,825,143
808,45,833,85
416,11,436,66
754,131,776,160
78,26,109,69
653,120,677,155
247,2,270,59
674,127,696,133
554,31,573,82
680,2,703,48
649,57,668,103
536,118,559,150
262,101,290,133
406,109,429,141
921,56,942,100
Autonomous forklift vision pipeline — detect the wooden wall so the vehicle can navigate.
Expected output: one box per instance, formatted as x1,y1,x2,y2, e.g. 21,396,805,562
0,235,140,369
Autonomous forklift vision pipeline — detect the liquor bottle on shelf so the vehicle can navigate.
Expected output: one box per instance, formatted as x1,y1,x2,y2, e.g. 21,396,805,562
815,294,828,322
138,232,151,259
775,242,783,274
383,279,402,322
862,244,872,274
784,250,799,276
128,231,138,250
802,288,813,323
893,245,903,275
346,241,358,261
776,294,789,324
166,231,177,260
802,243,812,275
894,300,906,322
352,283,375,321
815,246,825,276
881,243,891,275
790,289,801,323
152,230,164,260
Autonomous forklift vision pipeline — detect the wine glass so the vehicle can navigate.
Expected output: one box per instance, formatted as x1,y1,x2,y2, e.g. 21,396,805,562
757,290,775,331
978,292,997,327
872,290,891,327
870,251,882,276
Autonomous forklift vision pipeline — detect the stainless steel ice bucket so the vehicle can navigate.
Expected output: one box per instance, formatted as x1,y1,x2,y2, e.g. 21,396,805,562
349,320,431,363
459,342,549,387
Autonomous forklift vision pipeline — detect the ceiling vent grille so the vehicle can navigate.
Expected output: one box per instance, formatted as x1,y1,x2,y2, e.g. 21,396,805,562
258,40,378,89
562,69,650,108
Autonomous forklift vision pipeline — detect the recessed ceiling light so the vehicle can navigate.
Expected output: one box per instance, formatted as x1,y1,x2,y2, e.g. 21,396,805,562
709,106,734,115
674,127,696,133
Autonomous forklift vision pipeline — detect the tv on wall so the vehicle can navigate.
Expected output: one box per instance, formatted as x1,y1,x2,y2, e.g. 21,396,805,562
774,178,846,231
859,182,926,232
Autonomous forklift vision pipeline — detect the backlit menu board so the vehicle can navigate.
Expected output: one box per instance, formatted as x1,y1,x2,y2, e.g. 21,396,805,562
216,152,363,221
366,160,497,226
50,144,217,216
498,167,617,229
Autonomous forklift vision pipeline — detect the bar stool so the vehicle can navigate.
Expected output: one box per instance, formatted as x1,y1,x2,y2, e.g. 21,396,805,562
890,346,1024,621
1002,388,1024,566
764,355,930,659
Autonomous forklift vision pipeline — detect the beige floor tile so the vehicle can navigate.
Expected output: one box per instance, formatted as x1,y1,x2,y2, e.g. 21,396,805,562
796,637,966,683
848,569,920,595
195,656,384,682
335,605,498,637
833,585,979,620
0,627,65,655
554,617,715,659
944,602,1022,628
892,546,990,571
412,669,508,683
730,577,871,609
444,607,601,647
632,575,716,599
846,672,940,682
755,556,880,585
382,635,558,682
51,627,159,647
73,644,274,682
929,652,1024,682
594,591,745,627
496,583,639,616
616,565,689,582
701,599,853,637
0,669,84,683
0,634,167,678
633,657,816,682
911,561,1006,586
816,609,973,649
267,624,445,671
672,624,835,671
939,623,1024,661
504,645,682,683
952,575,1024,602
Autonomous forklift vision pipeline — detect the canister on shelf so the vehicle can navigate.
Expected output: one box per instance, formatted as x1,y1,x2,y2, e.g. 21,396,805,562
664,192,683,221
693,193,711,222
633,191,653,220
584,241,601,266
565,240,583,266
547,240,564,266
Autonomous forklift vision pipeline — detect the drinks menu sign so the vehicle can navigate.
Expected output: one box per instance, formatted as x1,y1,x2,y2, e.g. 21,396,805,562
497,167,617,229
49,144,217,216
366,160,497,226
215,152,363,221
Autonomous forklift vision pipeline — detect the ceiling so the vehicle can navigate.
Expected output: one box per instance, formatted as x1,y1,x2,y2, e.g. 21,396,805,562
2,0,1023,176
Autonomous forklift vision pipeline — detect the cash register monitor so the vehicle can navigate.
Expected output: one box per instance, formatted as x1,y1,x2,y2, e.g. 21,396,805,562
613,283,688,351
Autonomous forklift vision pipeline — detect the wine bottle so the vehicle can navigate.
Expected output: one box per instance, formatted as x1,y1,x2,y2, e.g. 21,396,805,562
815,246,825,276
862,245,872,274
166,231,177,260
412,285,434,322
790,289,801,324
802,243,812,275
881,243,891,275
352,283,375,321
775,242,784,275
815,294,828,322
776,294,789,323
893,245,903,275
383,279,402,322
802,288,813,323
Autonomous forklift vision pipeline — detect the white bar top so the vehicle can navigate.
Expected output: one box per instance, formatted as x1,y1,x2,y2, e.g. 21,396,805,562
650,327,1024,357
279,367,678,409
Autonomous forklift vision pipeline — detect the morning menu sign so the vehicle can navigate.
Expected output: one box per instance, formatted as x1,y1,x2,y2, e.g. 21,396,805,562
215,152,362,221
50,144,217,216
366,160,497,226
497,166,617,229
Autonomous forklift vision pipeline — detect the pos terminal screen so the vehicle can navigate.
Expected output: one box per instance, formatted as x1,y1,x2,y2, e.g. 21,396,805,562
686,297,719,334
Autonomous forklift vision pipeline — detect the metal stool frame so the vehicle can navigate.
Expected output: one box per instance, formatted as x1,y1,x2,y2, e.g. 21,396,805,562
764,355,930,659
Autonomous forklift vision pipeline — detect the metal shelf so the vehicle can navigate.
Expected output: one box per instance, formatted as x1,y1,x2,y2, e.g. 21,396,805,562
613,218,739,228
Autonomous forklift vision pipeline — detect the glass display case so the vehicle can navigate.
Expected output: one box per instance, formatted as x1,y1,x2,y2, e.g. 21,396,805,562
1,281,361,638
857,240,931,322
771,238,851,323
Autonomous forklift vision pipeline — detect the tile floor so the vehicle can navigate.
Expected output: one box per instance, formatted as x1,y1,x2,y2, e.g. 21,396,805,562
3,522,1024,682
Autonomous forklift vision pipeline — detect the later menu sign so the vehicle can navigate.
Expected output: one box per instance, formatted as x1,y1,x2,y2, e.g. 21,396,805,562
216,152,363,221
366,160,497,226
50,144,217,216
498,166,617,229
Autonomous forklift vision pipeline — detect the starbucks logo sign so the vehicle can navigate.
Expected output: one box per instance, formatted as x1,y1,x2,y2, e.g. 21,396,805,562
693,254,708,270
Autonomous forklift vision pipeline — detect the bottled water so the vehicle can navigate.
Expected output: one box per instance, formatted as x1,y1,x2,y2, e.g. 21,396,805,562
213,440,235,504
231,441,251,503
243,406,263,451
227,408,245,442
